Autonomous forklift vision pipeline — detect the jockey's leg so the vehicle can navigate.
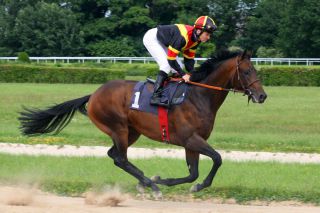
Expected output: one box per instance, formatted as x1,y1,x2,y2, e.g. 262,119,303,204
143,28,171,74
150,71,169,106
143,28,175,107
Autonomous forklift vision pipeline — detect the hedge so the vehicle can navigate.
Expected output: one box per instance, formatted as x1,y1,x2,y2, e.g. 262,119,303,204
104,63,158,77
1,64,320,86
0,64,125,83
258,66,320,86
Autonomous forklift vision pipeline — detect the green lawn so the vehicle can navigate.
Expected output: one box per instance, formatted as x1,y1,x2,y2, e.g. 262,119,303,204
0,83,319,152
0,153,319,204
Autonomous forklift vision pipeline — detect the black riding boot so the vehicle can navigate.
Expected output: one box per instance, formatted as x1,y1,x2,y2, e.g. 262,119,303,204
150,71,169,107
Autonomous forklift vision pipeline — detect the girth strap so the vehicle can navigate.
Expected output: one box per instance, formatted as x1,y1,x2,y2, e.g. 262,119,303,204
158,106,170,143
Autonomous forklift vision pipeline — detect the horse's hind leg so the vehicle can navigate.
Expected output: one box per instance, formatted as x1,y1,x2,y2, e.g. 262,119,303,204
108,127,142,174
107,129,161,197
151,149,199,186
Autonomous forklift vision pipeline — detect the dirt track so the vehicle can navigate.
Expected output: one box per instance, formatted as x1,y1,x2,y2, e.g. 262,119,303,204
0,186,319,213
1,142,320,163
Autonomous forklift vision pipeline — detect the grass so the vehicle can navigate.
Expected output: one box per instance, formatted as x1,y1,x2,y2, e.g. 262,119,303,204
0,83,319,153
0,153,319,204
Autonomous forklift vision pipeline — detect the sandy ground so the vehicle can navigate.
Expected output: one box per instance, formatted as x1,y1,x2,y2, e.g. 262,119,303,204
0,186,320,213
1,142,320,163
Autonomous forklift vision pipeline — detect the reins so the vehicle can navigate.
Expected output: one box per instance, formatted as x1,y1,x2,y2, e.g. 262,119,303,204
169,77,243,93
170,56,260,94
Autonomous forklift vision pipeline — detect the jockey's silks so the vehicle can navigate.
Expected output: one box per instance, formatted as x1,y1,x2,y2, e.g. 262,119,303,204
156,24,200,75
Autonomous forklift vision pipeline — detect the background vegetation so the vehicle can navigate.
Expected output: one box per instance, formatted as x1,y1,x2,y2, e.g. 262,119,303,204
1,63,320,86
0,64,125,83
1,0,319,58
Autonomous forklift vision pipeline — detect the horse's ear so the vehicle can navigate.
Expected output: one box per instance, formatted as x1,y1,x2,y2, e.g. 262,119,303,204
241,49,252,60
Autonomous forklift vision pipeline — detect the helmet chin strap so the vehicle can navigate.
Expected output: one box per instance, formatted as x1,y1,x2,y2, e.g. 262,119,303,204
195,29,203,41
196,29,202,35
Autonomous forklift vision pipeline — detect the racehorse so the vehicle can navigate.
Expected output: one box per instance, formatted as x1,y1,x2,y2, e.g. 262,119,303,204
19,49,267,198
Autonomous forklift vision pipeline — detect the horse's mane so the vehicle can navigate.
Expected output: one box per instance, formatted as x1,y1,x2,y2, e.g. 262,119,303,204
190,49,242,82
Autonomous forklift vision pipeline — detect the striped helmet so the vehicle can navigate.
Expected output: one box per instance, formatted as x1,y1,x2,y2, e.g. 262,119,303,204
194,16,217,34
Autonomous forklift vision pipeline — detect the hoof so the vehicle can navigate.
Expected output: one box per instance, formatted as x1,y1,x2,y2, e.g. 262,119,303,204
152,190,163,200
151,175,161,182
136,182,145,194
190,183,201,192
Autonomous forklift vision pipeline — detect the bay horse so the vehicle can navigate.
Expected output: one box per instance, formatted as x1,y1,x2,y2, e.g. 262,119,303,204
19,50,267,197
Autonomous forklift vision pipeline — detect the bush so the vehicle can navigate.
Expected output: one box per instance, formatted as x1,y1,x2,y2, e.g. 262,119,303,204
1,63,319,86
17,52,30,63
0,64,125,83
197,42,216,58
258,66,320,86
104,63,158,77
87,37,138,57
256,46,284,58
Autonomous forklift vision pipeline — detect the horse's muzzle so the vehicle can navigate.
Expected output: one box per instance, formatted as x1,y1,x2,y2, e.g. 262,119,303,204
246,89,267,103
251,93,267,103
258,93,267,103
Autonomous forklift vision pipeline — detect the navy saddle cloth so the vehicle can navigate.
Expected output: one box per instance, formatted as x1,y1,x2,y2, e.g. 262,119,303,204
130,80,189,114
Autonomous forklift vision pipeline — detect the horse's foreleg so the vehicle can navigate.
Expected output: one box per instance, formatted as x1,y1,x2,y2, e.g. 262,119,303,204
151,149,199,186
185,133,222,192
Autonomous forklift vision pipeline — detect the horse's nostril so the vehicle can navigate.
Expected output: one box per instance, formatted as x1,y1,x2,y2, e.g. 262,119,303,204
259,94,267,102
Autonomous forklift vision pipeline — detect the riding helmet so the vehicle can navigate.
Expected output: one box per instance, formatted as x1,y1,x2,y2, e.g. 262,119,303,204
194,16,217,34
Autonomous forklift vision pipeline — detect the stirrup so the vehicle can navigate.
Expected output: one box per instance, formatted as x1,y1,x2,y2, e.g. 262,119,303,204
150,98,169,107
157,101,169,107
150,96,161,105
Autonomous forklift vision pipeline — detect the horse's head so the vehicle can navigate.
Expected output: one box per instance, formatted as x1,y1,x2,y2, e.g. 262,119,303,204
232,50,267,103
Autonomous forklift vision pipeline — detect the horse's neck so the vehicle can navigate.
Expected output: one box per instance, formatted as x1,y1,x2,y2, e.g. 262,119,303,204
190,58,235,113
205,58,235,90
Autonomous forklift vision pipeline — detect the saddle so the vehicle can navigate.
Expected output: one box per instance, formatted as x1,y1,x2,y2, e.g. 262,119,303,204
130,78,189,114
129,78,189,143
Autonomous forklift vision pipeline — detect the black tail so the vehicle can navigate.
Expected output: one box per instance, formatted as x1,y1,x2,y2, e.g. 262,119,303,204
18,95,91,136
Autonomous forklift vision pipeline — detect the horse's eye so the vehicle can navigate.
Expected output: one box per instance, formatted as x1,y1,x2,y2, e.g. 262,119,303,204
244,70,250,75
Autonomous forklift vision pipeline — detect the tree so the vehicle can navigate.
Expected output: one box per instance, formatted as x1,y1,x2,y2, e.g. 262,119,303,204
206,0,245,49
146,0,180,24
0,5,11,55
256,46,283,58
87,37,138,56
13,2,84,56
239,0,286,53
118,6,156,36
82,0,155,56
276,0,320,57
61,0,110,22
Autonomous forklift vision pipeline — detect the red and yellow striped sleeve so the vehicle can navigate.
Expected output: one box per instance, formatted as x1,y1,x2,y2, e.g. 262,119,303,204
167,45,180,60
183,49,196,59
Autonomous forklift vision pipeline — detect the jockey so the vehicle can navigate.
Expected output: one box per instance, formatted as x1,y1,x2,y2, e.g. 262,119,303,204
143,16,217,106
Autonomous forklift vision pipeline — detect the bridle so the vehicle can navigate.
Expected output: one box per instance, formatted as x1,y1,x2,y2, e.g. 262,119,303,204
233,56,261,97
